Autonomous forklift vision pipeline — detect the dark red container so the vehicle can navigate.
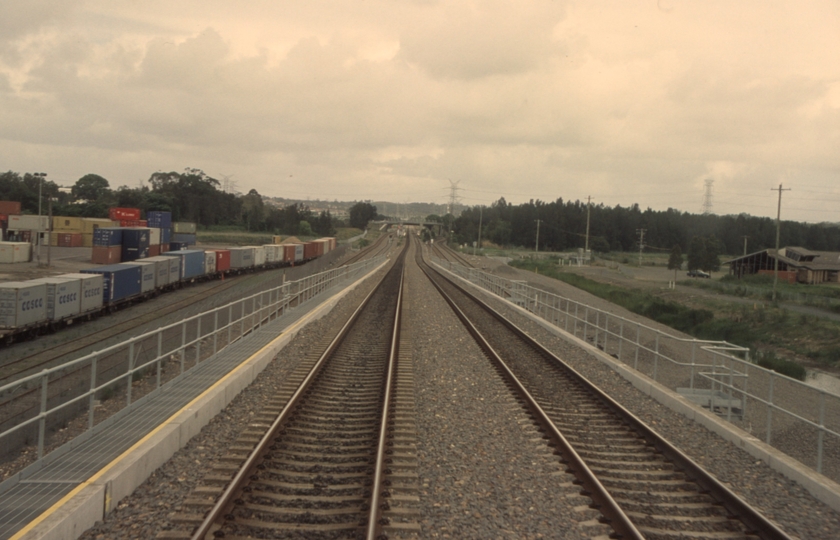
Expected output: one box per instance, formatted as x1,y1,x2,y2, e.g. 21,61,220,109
303,242,318,259
148,244,160,257
91,246,121,264
109,207,141,221
160,243,169,253
0,201,21,215
57,233,83,247
212,249,231,271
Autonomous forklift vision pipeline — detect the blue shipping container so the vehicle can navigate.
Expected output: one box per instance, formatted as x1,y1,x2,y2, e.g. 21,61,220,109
147,211,172,228
161,228,172,244
121,228,150,261
93,228,123,247
161,249,205,279
172,233,197,245
80,263,142,302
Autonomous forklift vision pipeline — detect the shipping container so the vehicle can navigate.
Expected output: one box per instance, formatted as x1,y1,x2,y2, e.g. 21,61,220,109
109,207,141,221
251,246,266,266
81,218,118,234
147,211,172,229
161,228,172,244
149,228,161,245
48,232,58,246
0,242,32,263
262,244,281,263
161,249,205,279
91,246,121,265
172,233,196,245
148,244,160,257
8,215,49,231
81,233,94,248
80,264,142,303
303,242,319,260
119,220,143,227
173,222,197,234
315,238,331,255
29,277,81,321
121,228,150,262
55,273,104,314
169,241,188,251
93,227,123,247
211,249,231,272
125,261,156,293
0,201,21,215
160,243,170,253
0,282,47,328
52,216,84,232
57,233,83,247
144,256,180,286
204,251,216,274
228,247,255,269
272,235,283,244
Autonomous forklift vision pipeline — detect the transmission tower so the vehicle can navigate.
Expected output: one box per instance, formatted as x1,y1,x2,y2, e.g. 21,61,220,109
220,174,236,193
447,179,462,215
702,179,714,215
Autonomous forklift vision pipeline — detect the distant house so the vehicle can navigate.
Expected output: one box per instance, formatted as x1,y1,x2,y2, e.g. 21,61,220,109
727,247,840,284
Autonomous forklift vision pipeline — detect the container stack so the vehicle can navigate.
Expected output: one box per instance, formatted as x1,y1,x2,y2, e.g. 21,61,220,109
172,222,197,250
92,227,123,264
147,211,172,254
0,201,22,242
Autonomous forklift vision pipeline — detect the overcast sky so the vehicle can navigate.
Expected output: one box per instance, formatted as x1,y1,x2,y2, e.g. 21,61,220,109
1,1,838,222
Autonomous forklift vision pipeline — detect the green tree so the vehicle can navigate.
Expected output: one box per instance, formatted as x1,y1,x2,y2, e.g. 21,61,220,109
668,244,683,282
687,236,706,271
349,201,377,229
241,189,265,231
72,174,110,202
299,220,313,237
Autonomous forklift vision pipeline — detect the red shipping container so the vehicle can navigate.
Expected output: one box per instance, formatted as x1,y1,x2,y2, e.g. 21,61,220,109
57,233,83,247
139,220,147,227
148,244,160,257
119,220,143,227
109,207,141,221
303,242,318,260
160,243,169,253
91,246,121,264
0,201,21,215
212,249,231,271
0,213,7,224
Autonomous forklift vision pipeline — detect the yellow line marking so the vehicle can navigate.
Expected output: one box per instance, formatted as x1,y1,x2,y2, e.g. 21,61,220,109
11,299,331,539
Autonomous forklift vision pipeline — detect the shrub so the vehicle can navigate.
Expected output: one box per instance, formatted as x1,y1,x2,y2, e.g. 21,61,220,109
754,351,806,381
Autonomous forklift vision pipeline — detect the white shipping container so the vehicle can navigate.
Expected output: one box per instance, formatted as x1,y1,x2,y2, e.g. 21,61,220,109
0,282,47,328
29,278,81,321
54,273,104,314
126,261,157,293
142,256,176,286
150,227,161,245
8,215,50,232
262,245,278,263
250,246,266,266
204,251,216,274
0,242,32,263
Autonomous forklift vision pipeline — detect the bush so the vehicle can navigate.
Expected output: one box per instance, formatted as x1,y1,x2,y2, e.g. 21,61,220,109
754,351,806,381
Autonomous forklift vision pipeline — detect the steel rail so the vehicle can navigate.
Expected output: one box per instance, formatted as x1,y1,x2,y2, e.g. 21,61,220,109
189,259,396,540
365,249,405,538
421,253,794,540
418,256,643,539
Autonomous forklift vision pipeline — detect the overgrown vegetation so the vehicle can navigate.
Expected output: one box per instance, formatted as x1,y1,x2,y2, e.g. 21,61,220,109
509,257,840,380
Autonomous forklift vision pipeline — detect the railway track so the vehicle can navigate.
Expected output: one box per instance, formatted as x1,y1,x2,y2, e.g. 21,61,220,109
430,241,473,268
418,246,792,540
162,238,420,539
340,232,391,267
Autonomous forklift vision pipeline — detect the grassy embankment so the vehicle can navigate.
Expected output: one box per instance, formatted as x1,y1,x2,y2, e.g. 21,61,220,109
509,258,840,380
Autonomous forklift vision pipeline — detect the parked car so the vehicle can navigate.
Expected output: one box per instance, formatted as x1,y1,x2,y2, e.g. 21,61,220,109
687,269,711,278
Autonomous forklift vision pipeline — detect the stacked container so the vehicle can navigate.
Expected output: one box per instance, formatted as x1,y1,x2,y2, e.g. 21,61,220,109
172,233,197,245
92,227,122,264
108,208,140,221
80,264,142,303
54,273,104,314
81,218,119,247
56,233,83,247
0,201,22,215
0,282,47,328
173,222,197,234
121,228,150,261
161,249,205,279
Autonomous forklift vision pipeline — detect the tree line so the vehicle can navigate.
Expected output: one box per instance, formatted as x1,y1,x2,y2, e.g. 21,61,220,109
1,170,382,236
446,197,840,257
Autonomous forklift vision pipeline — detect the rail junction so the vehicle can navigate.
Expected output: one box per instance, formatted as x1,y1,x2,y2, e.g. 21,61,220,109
0,230,838,539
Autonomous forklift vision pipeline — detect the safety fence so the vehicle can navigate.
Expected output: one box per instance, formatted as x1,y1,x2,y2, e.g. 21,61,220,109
0,255,386,463
432,255,840,481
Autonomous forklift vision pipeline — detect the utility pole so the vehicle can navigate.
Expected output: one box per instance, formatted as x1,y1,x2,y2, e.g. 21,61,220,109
34,172,47,266
741,236,749,256
636,228,646,267
535,219,543,253
585,196,591,253
771,184,791,301
476,206,483,257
